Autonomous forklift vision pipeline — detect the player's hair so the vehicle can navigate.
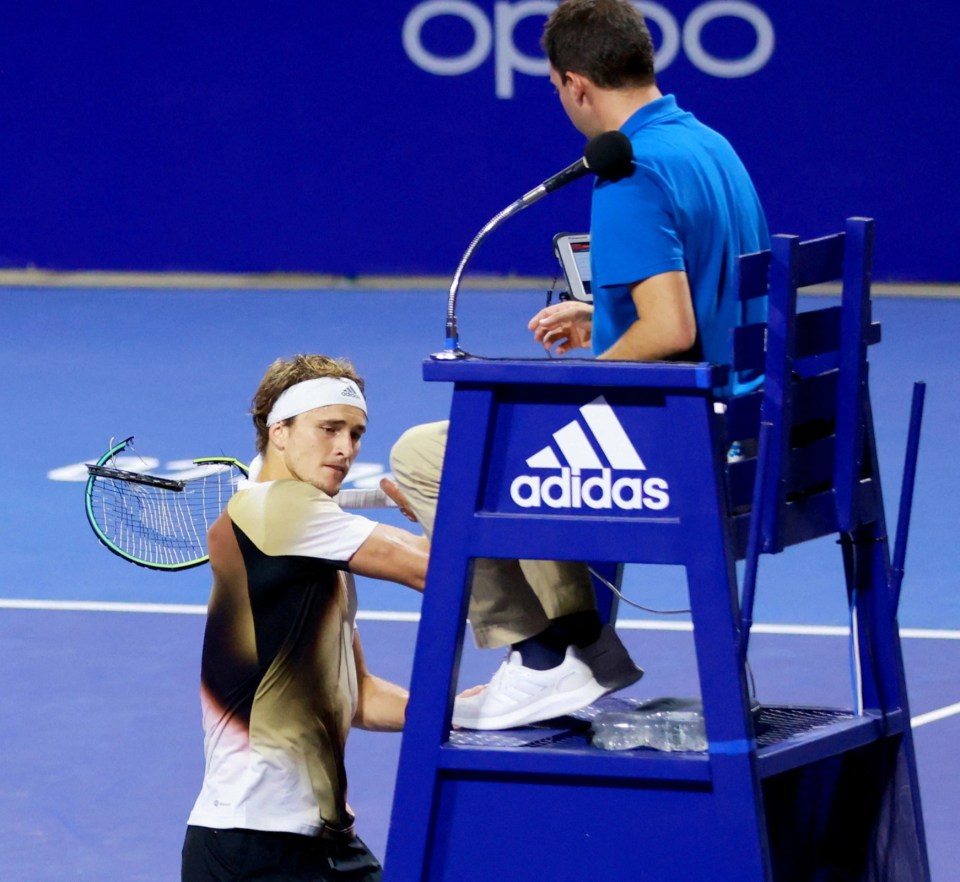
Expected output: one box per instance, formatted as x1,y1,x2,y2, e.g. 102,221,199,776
251,354,366,454
542,0,656,89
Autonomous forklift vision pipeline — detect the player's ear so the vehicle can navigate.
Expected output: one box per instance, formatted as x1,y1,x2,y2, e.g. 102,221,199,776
268,420,288,451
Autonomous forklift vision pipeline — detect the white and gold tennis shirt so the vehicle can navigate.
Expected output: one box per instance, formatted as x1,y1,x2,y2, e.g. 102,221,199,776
187,478,377,835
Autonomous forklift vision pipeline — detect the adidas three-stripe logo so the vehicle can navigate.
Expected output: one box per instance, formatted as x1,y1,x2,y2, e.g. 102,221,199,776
525,396,646,471
509,395,671,511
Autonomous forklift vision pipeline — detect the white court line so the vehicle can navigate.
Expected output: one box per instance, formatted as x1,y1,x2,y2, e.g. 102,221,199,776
3,598,959,729
0,598,207,615
911,701,960,729
2,598,960,641
0,598,423,621
613,618,960,642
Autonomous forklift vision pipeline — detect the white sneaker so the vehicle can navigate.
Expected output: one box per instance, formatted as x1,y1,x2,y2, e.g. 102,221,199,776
452,645,608,730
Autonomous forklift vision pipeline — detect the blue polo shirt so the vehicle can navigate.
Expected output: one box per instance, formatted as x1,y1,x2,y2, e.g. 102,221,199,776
590,95,769,394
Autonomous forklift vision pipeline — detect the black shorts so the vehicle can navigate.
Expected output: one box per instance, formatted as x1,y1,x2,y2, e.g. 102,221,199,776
181,826,383,882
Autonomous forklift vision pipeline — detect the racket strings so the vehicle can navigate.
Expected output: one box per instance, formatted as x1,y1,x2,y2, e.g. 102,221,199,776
89,465,243,567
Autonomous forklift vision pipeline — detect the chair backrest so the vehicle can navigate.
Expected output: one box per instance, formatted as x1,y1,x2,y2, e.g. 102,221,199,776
724,217,880,557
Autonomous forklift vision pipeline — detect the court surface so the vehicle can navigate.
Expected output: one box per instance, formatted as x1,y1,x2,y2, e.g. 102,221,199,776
2,283,958,880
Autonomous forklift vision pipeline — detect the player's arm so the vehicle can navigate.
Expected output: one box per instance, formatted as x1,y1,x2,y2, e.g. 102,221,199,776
352,629,409,731
348,523,429,591
596,270,697,361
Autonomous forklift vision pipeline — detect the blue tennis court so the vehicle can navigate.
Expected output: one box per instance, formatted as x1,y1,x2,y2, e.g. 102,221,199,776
2,283,958,880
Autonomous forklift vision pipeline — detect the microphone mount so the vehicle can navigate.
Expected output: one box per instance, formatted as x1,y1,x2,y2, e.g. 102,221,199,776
435,131,633,360
436,195,531,360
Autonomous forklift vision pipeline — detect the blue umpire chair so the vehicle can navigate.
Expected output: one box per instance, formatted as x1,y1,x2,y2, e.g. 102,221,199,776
384,218,930,881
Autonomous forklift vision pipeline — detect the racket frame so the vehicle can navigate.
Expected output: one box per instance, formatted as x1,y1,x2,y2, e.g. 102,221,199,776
84,437,248,571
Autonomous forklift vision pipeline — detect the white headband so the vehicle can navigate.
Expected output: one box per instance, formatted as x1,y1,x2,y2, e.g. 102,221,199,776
266,377,367,427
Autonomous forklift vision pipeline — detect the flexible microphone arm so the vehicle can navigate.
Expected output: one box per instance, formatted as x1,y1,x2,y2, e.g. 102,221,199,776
437,197,529,360
435,131,633,360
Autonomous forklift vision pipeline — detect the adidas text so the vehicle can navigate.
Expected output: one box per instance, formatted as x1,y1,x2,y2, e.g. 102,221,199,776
510,467,670,511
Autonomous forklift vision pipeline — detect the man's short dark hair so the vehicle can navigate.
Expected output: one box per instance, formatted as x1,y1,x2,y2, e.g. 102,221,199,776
542,0,656,89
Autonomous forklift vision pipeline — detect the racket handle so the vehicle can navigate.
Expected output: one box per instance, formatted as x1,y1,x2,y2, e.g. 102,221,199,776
334,487,397,510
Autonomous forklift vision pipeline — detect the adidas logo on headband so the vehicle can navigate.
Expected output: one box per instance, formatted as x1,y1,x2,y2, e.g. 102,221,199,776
266,377,367,426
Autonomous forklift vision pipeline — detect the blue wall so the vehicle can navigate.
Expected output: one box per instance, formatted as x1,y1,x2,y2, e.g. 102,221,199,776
1,2,955,281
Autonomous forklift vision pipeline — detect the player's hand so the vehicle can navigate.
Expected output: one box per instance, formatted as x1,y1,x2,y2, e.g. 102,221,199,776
528,301,594,354
379,477,418,522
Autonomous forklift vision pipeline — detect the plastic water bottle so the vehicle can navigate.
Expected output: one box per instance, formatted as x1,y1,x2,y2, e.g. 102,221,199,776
591,698,707,752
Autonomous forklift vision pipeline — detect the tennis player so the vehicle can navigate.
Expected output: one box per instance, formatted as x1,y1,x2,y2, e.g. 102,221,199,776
181,354,428,882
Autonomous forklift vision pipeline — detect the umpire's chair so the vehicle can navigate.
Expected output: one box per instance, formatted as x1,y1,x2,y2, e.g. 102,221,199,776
384,217,930,881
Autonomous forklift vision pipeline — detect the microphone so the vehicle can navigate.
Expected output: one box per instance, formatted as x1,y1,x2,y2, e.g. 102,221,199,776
437,131,634,359
518,130,634,207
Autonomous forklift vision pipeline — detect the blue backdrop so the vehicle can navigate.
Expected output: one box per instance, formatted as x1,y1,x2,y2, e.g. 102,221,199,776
1,2,955,281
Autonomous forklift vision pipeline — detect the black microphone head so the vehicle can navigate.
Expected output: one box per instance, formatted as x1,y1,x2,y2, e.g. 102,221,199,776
583,131,634,182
